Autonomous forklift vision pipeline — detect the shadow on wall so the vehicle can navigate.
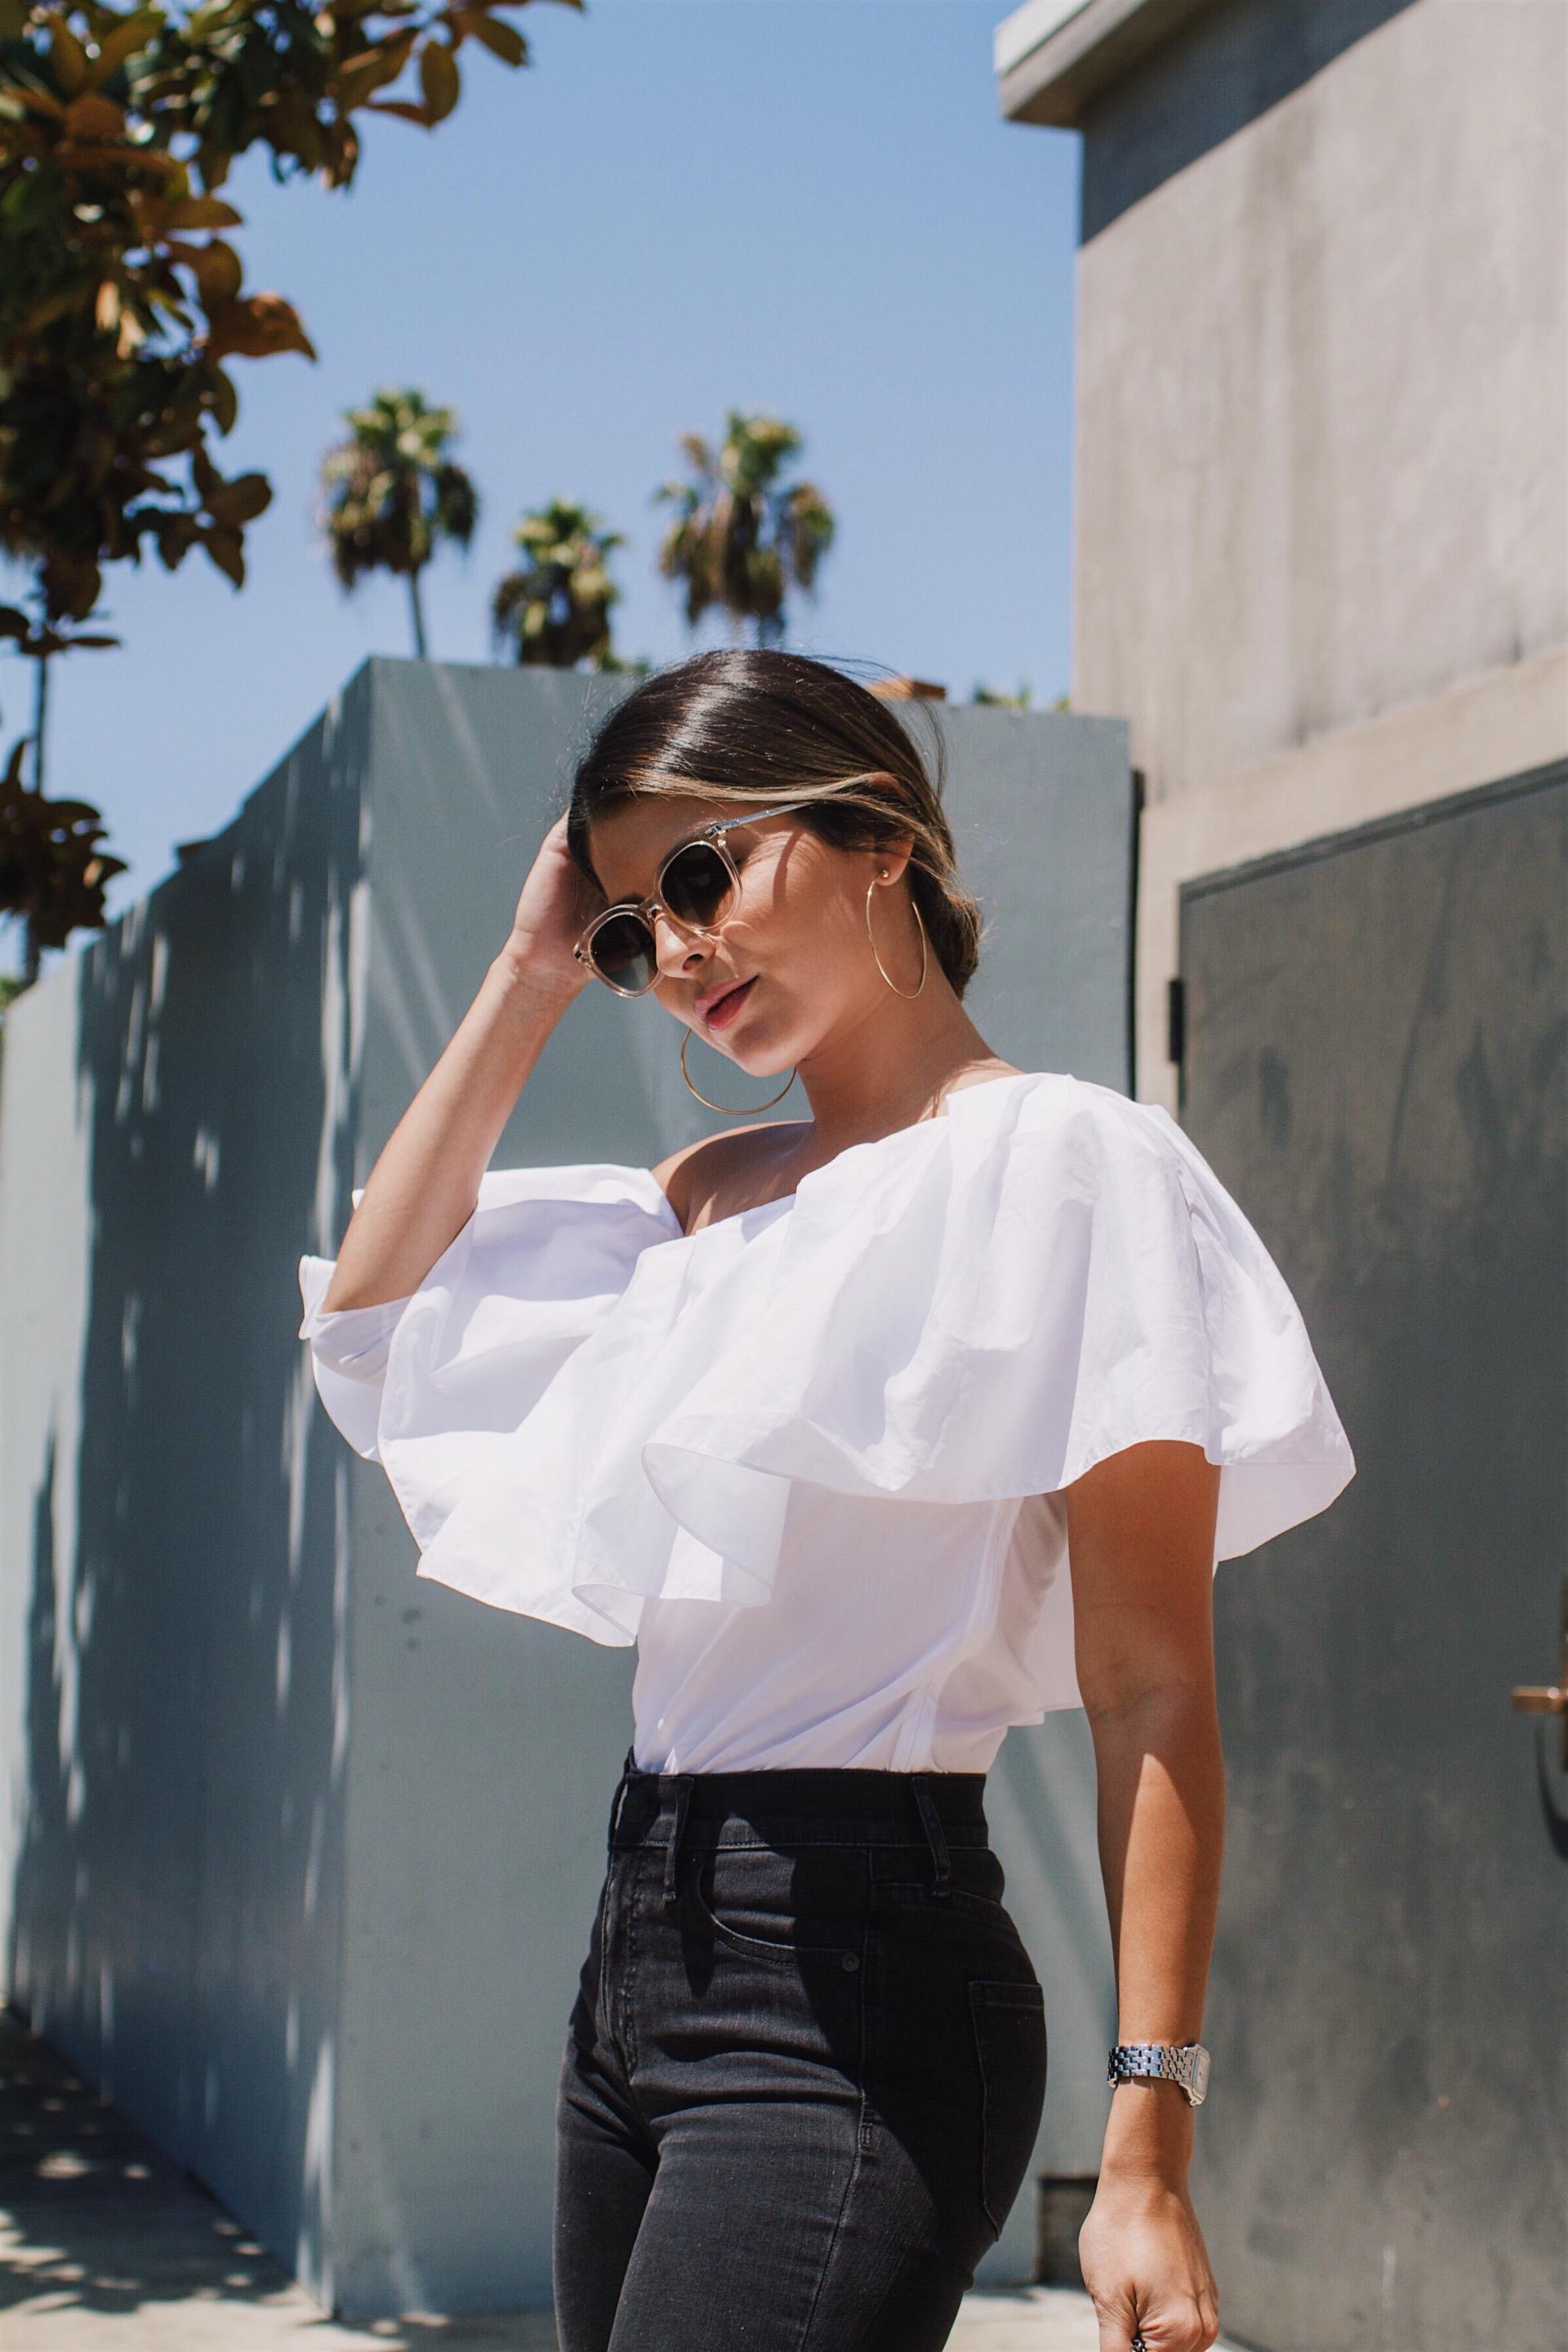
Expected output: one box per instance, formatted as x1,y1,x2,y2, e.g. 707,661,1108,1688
1080,0,1421,240
2,663,375,2307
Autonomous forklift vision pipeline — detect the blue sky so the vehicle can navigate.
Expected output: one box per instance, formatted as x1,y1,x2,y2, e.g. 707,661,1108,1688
4,0,1081,954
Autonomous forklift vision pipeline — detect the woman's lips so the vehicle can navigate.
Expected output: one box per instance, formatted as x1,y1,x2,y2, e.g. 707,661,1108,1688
705,976,757,1030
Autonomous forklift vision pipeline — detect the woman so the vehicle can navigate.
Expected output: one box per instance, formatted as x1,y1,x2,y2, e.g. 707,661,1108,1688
299,648,1354,2352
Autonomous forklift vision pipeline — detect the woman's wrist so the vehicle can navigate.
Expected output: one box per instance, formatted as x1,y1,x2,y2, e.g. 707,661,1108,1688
488,937,589,1014
1100,2078,1195,2183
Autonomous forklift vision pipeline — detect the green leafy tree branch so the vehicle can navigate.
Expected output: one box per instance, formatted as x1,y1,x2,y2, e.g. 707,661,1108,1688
0,0,576,980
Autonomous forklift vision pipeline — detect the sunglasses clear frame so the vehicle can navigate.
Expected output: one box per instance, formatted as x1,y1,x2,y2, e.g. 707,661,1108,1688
572,799,823,997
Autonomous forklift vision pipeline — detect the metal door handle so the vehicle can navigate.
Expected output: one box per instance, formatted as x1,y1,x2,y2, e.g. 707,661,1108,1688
1512,1575,1568,1768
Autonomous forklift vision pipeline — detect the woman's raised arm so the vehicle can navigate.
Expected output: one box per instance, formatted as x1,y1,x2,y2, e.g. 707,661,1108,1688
318,813,599,1314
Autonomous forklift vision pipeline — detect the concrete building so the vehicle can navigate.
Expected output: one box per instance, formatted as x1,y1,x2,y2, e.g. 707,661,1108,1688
996,7,1567,2346
996,0,1567,1108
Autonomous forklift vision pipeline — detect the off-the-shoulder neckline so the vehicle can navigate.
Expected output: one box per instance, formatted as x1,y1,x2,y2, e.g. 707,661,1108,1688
648,1067,1056,1245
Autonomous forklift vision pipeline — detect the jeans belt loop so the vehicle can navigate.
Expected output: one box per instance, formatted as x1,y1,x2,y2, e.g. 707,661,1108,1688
912,1776,952,1900
662,1775,693,1910
607,1744,637,1860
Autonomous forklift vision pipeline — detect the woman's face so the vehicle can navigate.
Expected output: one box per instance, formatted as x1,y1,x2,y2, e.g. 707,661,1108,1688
586,792,918,1071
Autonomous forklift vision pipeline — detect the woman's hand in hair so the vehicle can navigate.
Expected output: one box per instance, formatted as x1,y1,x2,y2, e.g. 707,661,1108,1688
502,813,601,1001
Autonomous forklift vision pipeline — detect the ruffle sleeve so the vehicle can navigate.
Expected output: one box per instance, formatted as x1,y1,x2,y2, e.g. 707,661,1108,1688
637,1079,1354,1570
297,1165,683,1615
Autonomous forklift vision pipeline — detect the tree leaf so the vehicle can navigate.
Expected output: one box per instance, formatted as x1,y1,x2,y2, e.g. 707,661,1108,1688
192,238,243,304
419,38,460,122
206,364,238,434
203,470,270,525
200,524,246,587
11,85,66,120
84,13,164,91
48,17,88,96
456,11,527,65
60,138,179,173
163,196,244,231
202,292,317,363
64,93,126,140
332,32,417,107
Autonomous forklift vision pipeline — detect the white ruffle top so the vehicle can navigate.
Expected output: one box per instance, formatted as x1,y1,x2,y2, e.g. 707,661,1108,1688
297,1071,1354,1774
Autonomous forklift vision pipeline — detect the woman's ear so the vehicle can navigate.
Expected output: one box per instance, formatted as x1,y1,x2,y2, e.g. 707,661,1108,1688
871,834,917,888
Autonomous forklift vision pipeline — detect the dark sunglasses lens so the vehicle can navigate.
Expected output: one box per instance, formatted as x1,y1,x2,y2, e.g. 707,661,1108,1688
590,911,658,992
662,840,734,929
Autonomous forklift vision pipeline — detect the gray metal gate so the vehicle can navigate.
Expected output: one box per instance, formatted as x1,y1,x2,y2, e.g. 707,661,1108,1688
1177,762,1568,2350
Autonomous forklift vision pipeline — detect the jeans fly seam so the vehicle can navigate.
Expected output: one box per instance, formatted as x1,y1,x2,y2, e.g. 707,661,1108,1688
592,1864,616,2051
619,1861,642,2084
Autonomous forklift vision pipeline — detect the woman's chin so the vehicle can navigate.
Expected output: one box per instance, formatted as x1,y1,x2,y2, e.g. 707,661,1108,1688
721,1037,800,1083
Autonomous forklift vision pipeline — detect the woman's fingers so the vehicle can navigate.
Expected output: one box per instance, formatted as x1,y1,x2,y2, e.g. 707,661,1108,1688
1095,2296,1221,2350
506,812,600,992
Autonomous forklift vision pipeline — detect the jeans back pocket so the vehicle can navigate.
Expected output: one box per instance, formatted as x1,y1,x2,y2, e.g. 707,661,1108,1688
967,1977,1049,2238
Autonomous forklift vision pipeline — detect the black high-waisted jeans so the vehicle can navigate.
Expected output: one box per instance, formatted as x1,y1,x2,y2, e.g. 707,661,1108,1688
552,1751,1049,2351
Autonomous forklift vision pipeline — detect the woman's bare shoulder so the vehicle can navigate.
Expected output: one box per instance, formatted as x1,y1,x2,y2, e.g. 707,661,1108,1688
649,1116,813,1233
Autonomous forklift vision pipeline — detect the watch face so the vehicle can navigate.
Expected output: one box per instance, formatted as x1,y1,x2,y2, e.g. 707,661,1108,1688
1191,2046,1211,2104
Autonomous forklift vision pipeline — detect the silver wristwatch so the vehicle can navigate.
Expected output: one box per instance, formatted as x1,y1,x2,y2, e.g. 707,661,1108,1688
1107,2041,1211,2107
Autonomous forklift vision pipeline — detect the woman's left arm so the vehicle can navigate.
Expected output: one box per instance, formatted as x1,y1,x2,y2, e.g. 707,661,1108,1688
1067,1437,1226,2352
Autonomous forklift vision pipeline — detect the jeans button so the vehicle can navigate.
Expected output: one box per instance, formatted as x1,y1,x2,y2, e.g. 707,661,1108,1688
840,1951,861,1972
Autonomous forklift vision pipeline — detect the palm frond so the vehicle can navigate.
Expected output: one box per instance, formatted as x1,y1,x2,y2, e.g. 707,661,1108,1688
654,412,834,644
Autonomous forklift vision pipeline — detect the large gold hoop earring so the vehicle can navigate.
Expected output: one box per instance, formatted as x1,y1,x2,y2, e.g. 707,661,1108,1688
680,1027,797,1114
866,869,929,1000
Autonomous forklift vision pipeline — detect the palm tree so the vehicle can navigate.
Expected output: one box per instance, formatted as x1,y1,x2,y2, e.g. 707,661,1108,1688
491,499,624,669
318,389,478,658
655,412,834,648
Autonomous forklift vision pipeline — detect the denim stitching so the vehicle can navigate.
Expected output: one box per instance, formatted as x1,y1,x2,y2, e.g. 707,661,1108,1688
797,1906,870,2351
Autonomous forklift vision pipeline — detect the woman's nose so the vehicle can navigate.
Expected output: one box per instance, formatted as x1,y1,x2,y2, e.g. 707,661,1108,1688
653,907,710,977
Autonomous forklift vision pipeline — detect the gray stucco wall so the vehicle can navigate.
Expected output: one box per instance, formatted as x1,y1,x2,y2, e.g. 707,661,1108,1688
1068,0,1568,804
1,657,1135,2315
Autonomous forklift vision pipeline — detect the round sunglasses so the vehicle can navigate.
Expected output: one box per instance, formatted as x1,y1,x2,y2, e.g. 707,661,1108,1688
572,800,821,996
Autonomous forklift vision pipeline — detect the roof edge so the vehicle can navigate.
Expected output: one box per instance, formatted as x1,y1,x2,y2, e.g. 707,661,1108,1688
995,0,1220,127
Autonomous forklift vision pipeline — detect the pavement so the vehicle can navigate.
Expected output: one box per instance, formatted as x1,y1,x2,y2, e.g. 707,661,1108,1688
0,2007,1246,2351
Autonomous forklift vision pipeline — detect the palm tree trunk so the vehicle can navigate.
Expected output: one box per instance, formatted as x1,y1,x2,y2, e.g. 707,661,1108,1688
32,649,47,795
20,650,47,986
408,568,429,660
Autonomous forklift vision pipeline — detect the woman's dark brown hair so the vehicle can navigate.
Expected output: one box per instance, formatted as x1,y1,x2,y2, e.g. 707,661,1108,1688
564,648,985,998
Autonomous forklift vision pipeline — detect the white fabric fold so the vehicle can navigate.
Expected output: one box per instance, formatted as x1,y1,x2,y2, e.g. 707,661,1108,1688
297,1075,1356,1705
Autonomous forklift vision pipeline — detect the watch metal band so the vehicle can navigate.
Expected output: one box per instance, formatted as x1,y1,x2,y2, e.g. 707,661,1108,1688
1107,2040,1211,2107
